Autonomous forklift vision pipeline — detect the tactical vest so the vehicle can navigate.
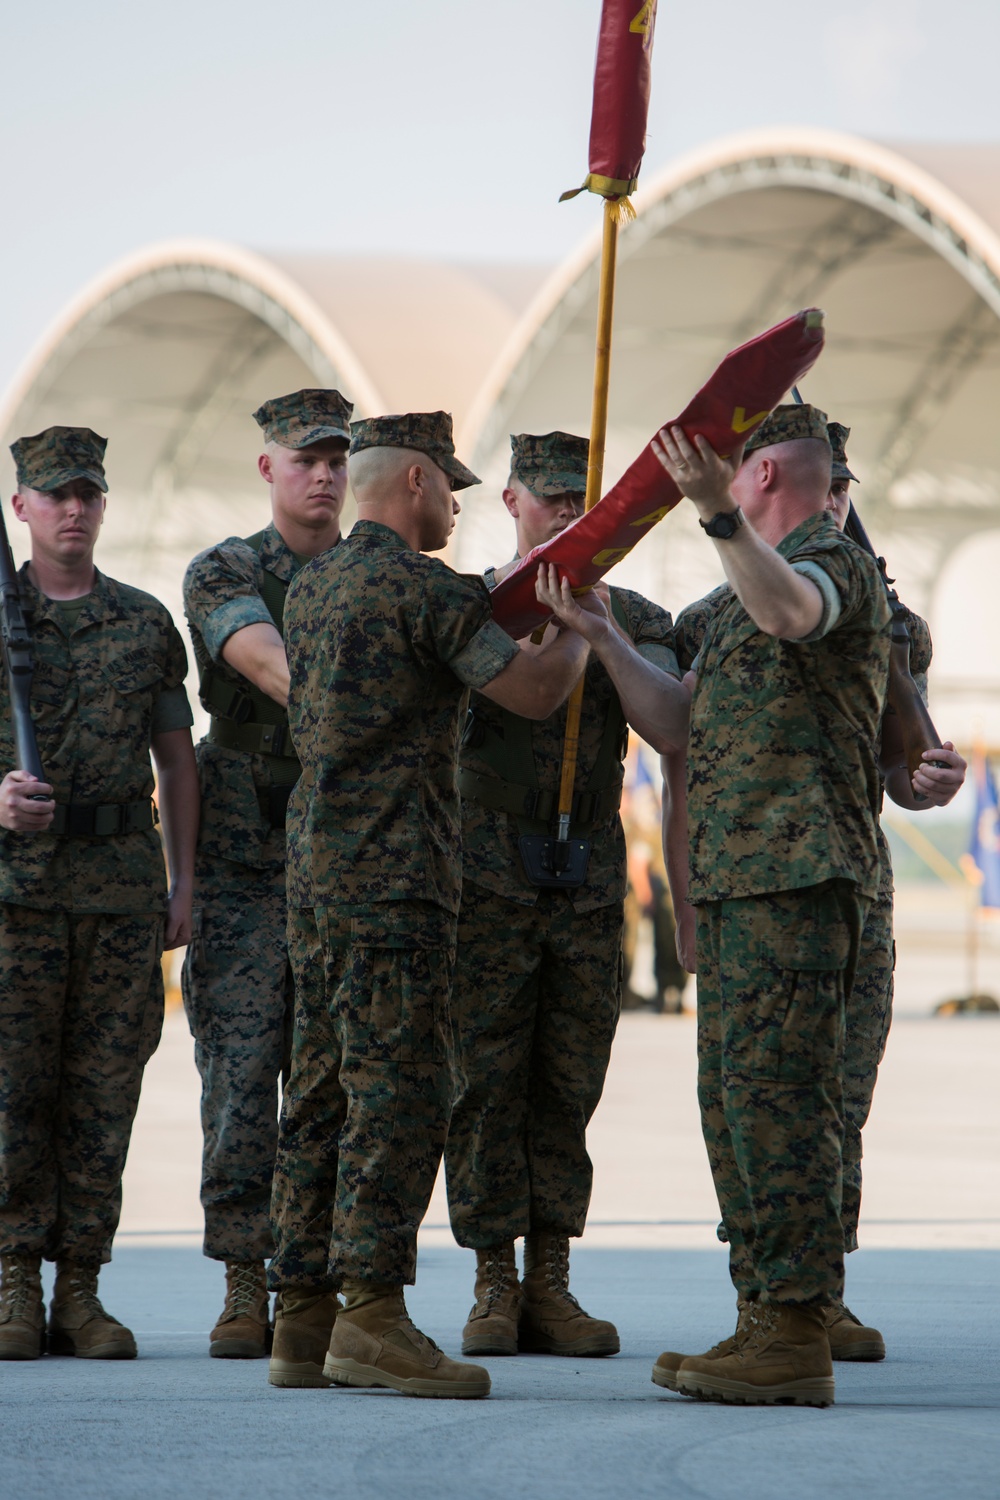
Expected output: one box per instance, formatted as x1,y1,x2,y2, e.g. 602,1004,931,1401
199,530,300,793
459,591,630,838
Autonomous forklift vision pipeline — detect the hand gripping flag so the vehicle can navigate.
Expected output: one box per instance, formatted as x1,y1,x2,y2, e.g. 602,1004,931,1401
491,309,826,639
561,0,658,207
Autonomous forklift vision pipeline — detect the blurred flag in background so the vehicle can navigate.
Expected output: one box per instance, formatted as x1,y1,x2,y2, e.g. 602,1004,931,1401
962,747,1000,910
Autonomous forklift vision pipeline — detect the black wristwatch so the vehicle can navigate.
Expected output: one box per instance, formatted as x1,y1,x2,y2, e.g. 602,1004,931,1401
699,506,744,540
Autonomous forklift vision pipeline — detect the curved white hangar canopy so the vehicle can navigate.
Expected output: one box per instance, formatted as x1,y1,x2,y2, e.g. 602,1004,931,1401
455,128,1000,743
0,240,547,637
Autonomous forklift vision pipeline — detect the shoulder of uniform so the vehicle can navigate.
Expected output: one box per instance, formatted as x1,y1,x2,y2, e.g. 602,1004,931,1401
100,573,174,624
184,535,258,579
676,583,730,621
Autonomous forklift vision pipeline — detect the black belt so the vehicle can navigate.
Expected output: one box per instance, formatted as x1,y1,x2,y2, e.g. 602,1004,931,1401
258,785,294,829
457,769,621,827
51,800,157,838
209,717,299,768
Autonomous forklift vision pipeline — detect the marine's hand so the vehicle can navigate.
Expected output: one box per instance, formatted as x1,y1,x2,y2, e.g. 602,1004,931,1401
0,770,55,833
651,425,744,515
164,886,193,950
535,564,609,643
911,742,966,806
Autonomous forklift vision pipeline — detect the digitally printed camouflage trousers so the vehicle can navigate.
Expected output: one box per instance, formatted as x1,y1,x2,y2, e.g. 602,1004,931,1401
0,904,164,1264
842,890,893,1252
181,861,293,1261
695,880,866,1305
269,902,456,1290
445,884,623,1247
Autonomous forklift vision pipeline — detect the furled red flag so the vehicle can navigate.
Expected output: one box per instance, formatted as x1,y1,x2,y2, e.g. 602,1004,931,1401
561,0,658,204
491,309,825,638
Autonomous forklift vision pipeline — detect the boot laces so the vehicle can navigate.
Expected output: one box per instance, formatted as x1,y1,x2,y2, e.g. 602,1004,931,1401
1,1257,40,1318
544,1240,581,1309
738,1300,776,1357
63,1267,107,1321
225,1262,266,1317
826,1297,861,1327
396,1303,440,1355
481,1250,515,1310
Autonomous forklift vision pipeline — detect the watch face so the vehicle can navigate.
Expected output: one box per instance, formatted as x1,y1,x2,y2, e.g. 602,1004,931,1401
704,508,742,538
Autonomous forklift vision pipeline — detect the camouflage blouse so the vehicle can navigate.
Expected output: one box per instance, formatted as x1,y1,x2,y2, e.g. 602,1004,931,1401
283,521,519,918
0,566,190,913
676,550,932,907
683,512,892,904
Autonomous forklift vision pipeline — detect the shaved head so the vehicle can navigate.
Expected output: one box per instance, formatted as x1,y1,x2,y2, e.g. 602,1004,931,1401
737,438,831,504
730,437,833,545
350,445,430,499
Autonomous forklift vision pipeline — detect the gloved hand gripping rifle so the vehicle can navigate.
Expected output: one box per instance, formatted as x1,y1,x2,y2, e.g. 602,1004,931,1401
0,503,45,782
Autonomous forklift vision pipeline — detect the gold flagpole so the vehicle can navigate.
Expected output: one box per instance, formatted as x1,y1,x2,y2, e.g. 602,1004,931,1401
556,197,622,840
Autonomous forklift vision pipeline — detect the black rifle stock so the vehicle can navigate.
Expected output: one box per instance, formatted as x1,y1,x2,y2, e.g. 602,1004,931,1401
843,500,944,792
0,504,45,782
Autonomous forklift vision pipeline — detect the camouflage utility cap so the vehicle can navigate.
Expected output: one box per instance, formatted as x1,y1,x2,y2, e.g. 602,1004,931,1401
11,426,108,494
828,421,858,483
349,411,480,491
510,431,589,497
744,403,830,455
253,389,353,448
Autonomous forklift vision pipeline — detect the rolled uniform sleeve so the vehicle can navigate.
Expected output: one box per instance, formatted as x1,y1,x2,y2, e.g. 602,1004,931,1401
410,565,520,689
790,560,843,642
184,540,273,662
450,619,519,689
151,619,194,733
151,684,194,734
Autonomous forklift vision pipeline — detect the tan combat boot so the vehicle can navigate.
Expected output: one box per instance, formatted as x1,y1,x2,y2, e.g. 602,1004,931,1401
268,1287,341,1388
462,1245,521,1356
0,1254,46,1360
519,1233,619,1357
325,1284,491,1398
652,1293,757,1392
209,1260,270,1359
676,1300,834,1407
48,1262,137,1359
823,1298,886,1362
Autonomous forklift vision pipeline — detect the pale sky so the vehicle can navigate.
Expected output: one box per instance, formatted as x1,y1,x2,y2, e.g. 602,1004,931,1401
2,0,999,392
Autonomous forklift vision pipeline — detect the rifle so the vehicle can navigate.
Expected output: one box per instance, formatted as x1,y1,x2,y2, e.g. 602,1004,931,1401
787,385,945,796
842,500,945,796
0,502,46,783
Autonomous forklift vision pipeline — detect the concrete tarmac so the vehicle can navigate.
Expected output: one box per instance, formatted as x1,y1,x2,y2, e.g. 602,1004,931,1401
1,1013,997,1499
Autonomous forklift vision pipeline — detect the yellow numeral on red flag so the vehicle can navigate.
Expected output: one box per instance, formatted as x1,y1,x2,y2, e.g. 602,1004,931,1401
592,546,633,568
731,406,770,434
629,505,672,528
630,1,657,37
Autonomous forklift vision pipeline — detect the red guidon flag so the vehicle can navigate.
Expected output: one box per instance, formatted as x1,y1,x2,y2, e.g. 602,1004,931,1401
490,310,826,639
561,0,658,203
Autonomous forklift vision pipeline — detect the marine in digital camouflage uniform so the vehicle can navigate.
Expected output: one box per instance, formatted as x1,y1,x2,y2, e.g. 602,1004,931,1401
182,388,352,1359
444,431,688,1359
649,405,892,1406
0,427,197,1363
267,411,592,1400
